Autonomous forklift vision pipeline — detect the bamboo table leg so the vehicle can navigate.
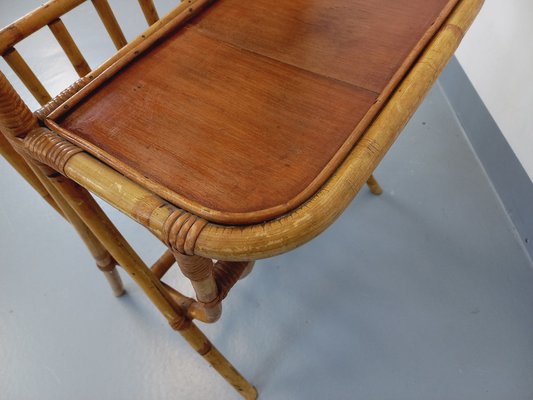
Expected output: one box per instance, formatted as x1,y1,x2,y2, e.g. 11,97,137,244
44,172,256,399
1,133,124,295
0,131,63,216
28,159,125,296
1,69,256,398
366,174,383,195
1,70,123,296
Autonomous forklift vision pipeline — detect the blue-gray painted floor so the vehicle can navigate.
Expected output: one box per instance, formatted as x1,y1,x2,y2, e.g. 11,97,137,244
1,2,533,399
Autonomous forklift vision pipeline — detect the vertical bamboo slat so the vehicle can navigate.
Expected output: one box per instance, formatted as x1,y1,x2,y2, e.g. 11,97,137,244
138,0,159,25
3,48,51,106
0,0,88,55
91,0,128,49
48,18,91,77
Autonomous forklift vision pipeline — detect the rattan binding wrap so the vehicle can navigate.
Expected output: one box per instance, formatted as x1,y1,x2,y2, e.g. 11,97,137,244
213,261,249,301
0,71,36,136
163,209,208,256
24,128,82,175
34,77,90,121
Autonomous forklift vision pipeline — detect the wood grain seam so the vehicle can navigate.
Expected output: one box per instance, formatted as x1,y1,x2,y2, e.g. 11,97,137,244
186,26,381,96
186,0,460,95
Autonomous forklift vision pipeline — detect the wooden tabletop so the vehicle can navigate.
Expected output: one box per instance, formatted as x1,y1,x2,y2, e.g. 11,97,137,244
50,0,459,225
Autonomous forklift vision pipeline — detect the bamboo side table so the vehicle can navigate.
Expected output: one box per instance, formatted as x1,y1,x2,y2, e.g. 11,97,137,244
0,0,484,398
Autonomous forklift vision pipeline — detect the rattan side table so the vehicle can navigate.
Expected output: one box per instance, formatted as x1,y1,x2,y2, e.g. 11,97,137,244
0,0,484,398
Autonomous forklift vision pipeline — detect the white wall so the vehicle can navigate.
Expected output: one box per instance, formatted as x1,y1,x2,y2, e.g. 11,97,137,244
455,0,533,182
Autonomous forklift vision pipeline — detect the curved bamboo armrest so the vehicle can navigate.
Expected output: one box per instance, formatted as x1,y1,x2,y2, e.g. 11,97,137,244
14,0,483,262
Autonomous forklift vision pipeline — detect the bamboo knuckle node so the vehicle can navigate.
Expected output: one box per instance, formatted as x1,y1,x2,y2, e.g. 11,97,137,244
0,71,36,136
34,77,90,121
196,340,213,356
24,128,82,175
95,252,116,272
162,209,208,256
168,315,189,331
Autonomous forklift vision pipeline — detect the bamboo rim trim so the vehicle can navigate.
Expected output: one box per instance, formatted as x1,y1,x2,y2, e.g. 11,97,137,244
193,0,485,259
49,0,483,261
40,0,459,226
35,77,90,120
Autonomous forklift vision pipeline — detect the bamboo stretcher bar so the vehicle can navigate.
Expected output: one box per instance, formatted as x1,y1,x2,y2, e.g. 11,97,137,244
162,281,221,323
48,18,91,77
151,249,176,279
0,0,87,56
54,0,483,261
159,259,252,323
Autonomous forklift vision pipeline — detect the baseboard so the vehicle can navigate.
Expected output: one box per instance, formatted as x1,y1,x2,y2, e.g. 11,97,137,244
439,56,533,262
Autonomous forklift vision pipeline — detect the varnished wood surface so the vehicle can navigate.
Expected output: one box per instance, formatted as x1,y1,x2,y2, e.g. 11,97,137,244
49,0,484,258
55,0,459,224
191,0,459,93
